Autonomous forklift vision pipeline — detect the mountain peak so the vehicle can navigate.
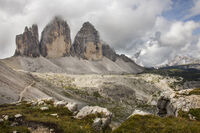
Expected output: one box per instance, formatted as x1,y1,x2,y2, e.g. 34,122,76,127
72,21,102,60
40,16,71,58
14,24,40,57
82,21,94,28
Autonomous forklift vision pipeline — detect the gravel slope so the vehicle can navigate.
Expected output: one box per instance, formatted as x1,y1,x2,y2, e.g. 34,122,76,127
2,56,143,74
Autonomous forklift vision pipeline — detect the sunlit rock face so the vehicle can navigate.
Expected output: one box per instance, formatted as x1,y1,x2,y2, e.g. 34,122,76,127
15,24,40,57
40,16,71,58
72,22,103,61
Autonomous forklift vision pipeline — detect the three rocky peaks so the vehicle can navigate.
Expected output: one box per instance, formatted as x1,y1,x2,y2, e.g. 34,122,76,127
15,16,133,62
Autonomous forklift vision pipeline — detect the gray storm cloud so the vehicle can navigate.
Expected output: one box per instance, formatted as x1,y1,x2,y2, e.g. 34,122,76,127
0,0,199,67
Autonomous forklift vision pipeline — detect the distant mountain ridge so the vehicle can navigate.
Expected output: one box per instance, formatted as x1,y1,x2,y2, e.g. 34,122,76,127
155,55,200,68
167,55,200,66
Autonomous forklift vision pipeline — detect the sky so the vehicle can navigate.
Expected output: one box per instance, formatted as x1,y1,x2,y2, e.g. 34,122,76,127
0,0,200,67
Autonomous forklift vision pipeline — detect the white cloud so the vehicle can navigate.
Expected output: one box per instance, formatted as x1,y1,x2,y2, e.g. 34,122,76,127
135,17,200,67
160,21,200,46
0,0,200,67
0,0,172,59
197,37,200,48
185,0,200,19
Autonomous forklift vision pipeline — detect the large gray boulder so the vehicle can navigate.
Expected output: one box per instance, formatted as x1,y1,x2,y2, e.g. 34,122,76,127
15,24,40,57
75,106,112,119
40,16,71,58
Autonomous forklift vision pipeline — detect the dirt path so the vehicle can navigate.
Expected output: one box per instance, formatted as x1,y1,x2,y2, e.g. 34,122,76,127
17,82,35,102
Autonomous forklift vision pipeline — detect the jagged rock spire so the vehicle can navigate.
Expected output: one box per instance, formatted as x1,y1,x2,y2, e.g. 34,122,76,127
72,21,103,60
15,24,40,57
40,16,71,58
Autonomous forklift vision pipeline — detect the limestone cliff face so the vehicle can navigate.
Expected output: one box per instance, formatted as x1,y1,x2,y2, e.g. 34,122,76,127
40,17,71,58
72,22,103,60
15,24,40,57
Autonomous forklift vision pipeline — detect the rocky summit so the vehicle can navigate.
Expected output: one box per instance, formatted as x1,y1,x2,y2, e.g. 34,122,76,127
40,16,71,58
72,22,103,60
15,24,40,57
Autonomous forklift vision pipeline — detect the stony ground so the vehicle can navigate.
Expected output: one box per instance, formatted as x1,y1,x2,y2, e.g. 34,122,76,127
30,72,181,126
1,58,200,132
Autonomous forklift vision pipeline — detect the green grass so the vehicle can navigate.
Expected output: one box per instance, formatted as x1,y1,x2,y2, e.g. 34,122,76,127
143,67,200,82
0,102,109,133
113,115,200,133
188,88,200,95
0,121,30,133
179,108,200,121
2,102,200,133
93,91,101,98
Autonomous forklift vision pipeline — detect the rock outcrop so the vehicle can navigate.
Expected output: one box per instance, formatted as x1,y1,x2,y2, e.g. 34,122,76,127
157,90,200,117
15,24,40,57
75,105,112,131
75,106,112,119
102,44,118,62
40,16,71,58
72,22,103,60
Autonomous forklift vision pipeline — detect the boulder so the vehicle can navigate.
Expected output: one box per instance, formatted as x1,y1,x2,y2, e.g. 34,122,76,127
40,107,49,111
93,118,102,130
54,100,67,107
131,109,150,116
92,117,111,131
50,113,58,117
101,117,111,129
93,118,102,127
15,114,22,118
0,118,3,122
15,24,40,57
38,100,45,105
40,16,71,58
65,102,78,112
75,106,112,119
2,115,9,120
42,97,55,104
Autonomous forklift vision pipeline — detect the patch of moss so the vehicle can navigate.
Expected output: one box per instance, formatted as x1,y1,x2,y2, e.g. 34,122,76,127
0,102,109,133
0,121,30,133
189,108,200,121
178,110,190,119
136,104,152,109
113,115,200,133
93,91,101,98
178,108,200,121
189,88,200,95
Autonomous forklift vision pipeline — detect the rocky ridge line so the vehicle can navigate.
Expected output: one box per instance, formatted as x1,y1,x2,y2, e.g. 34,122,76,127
14,16,140,67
